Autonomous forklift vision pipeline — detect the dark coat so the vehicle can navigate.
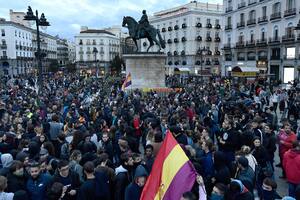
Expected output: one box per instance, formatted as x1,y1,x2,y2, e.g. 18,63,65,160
125,182,142,200
26,173,52,200
114,168,130,200
6,172,27,193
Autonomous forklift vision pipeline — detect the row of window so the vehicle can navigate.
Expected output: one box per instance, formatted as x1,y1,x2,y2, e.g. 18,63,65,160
78,39,119,46
226,0,295,13
226,23,295,45
167,59,220,66
157,18,220,30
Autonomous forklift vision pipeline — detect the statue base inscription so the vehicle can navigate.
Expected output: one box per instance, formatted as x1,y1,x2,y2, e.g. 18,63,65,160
123,53,166,90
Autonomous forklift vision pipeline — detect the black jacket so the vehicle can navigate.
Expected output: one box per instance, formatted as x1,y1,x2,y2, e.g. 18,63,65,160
52,171,81,200
263,132,277,161
6,172,27,193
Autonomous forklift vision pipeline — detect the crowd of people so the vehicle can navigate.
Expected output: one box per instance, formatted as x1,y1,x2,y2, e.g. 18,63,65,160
0,72,300,200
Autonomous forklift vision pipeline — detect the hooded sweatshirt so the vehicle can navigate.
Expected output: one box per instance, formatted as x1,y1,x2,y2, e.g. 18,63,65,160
125,165,148,200
0,153,13,176
283,149,300,184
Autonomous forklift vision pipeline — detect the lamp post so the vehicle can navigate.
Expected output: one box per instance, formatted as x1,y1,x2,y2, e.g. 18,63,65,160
24,6,50,94
93,47,98,76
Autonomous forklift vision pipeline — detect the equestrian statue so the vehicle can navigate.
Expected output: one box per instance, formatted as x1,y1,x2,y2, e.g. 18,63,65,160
122,10,166,52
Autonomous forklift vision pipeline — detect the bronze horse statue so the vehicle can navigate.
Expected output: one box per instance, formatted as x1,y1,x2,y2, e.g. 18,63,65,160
122,16,166,52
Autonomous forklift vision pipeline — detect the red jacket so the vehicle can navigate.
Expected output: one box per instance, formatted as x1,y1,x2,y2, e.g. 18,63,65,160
278,130,297,158
283,149,300,184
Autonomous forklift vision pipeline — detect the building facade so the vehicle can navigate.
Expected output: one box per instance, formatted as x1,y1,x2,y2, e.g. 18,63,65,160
141,1,223,75
56,37,69,66
75,27,120,74
222,0,300,83
0,19,34,76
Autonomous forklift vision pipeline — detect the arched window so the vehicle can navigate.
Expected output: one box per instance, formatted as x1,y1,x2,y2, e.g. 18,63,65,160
261,28,266,40
249,10,256,20
250,30,255,42
273,26,279,39
239,32,244,42
286,22,294,37
273,2,281,13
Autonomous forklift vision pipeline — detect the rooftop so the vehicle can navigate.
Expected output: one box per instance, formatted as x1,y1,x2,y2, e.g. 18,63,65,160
80,29,115,36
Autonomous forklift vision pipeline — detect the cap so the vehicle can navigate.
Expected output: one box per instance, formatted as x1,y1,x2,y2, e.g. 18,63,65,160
39,148,49,156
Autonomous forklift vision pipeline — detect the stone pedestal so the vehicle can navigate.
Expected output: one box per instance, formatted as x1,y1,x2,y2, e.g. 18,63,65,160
123,53,166,90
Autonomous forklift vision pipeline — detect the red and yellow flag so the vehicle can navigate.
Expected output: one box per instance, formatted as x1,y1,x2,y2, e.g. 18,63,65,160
140,130,197,200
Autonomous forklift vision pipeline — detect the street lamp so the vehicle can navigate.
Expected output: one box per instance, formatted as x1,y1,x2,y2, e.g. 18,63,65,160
93,47,98,76
24,6,50,94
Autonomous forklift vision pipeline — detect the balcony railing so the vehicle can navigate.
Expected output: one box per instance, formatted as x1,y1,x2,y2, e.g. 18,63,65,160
215,37,221,42
246,40,256,47
196,36,202,41
206,36,212,42
0,56,7,60
237,21,245,28
256,39,267,46
215,50,220,55
215,24,221,29
0,44,7,49
236,41,245,48
270,12,281,20
223,44,231,49
269,37,281,44
258,16,268,23
237,57,245,61
284,8,296,17
206,23,212,28
226,6,233,13
248,0,257,5
238,2,246,9
196,23,202,28
247,19,256,26
271,55,280,60
282,34,295,42
225,25,232,30
174,38,179,43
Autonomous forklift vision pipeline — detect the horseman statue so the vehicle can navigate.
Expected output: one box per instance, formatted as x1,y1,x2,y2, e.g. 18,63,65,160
122,10,166,52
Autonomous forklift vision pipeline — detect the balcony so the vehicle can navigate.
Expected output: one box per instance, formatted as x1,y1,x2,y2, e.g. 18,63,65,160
167,39,172,44
282,34,295,42
225,25,232,30
248,0,257,6
168,61,173,65
79,51,84,54
246,40,256,47
168,26,173,31
214,60,220,65
256,39,267,46
206,23,212,29
269,37,281,44
270,12,281,21
206,36,212,42
247,19,256,26
236,41,245,48
196,36,202,41
0,56,7,60
223,44,231,49
174,51,178,56
215,24,221,29
196,23,202,28
181,50,185,56
195,60,201,65
207,50,212,55
174,25,179,30
214,37,221,42
182,23,187,29
174,61,180,65
237,21,245,28
284,8,296,17
238,2,246,9
258,16,268,23
182,61,187,65
205,60,211,65
174,38,179,43
215,50,220,55
162,28,166,32
226,6,233,13
181,37,187,42
1,44,7,49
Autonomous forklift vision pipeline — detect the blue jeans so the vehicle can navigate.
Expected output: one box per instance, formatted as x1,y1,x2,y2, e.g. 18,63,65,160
288,182,298,197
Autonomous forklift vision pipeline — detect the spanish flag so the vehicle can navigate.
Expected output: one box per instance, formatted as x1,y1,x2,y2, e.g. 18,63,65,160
121,73,132,91
140,130,196,200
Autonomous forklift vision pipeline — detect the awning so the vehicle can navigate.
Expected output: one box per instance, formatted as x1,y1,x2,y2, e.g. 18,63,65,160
231,66,259,77
178,67,190,72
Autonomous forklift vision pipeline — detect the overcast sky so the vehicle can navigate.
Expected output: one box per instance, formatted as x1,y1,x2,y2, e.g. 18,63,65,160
0,0,223,41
